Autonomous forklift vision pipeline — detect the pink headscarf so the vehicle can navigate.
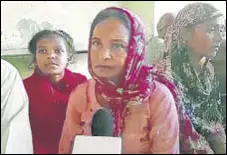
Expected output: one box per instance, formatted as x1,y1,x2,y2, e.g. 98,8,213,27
88,7,178,136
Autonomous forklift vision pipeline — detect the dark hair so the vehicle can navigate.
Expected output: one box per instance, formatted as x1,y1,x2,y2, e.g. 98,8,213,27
28,29,76,65
89,8,132,41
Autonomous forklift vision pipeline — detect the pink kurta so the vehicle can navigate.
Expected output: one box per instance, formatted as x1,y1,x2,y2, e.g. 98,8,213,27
59,79,179,154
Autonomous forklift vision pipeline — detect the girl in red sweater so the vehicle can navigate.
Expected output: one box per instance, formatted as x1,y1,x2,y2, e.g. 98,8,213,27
23,30,87,154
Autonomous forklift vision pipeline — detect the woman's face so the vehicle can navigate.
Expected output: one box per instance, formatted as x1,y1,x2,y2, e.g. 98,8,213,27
35,35,68,75
90,18,130,82
188,16,225,58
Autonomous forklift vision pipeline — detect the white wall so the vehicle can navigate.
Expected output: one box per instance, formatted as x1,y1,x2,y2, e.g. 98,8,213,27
1,1,118,51
1,1,119,78
68,53,91,79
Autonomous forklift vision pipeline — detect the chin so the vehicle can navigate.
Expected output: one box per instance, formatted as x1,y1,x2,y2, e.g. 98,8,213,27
207,51,217,59
46,70,63,75
94,71,113,79
95,73,110,78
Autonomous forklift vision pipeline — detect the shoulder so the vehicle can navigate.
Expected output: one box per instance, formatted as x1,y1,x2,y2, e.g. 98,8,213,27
148,81,176,112
23,74,34,82
151,81,174,101
70,79,94,97
1,59,19,77
148,81,178,127
65,69,88,84
23,73,36,88
68,79,95,113
1,59,28,106
1,59,15,70
72,72,87,82
1,59,21,85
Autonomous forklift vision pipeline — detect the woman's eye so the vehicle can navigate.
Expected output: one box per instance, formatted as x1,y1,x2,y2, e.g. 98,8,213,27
37,49,47,54
207,27,215,32
112,43,125,49
92,41,101,47
55,49,63,53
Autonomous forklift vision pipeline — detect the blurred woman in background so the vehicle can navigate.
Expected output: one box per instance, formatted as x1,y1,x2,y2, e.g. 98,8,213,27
167,2,226,154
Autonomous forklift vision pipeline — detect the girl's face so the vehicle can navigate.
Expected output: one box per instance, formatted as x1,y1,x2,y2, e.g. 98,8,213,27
188,16,225,58
35,35,68,75
90,18,129,82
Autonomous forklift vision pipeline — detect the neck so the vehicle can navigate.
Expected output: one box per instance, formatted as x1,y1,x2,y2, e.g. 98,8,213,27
49,71,65,84
187,47,205,73
110,78,121,86
35,67,65,84
108,74,124,86
96,91,110,108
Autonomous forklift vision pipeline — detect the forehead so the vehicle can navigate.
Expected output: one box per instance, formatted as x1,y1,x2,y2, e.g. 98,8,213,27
204,16,225,27
92,18,129,40
37,35,66,46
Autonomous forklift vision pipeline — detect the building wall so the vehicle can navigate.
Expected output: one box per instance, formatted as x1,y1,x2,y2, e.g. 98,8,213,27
1,1,119,51
120,1,154,39
1,1,155,79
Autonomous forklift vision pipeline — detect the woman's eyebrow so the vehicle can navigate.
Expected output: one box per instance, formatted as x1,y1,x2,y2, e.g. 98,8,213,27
111,39,127,44
91,37,101,41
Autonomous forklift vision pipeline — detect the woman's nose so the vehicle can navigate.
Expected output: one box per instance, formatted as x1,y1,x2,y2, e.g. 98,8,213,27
47,51,56,59
101,48,112,60
215,28,225,44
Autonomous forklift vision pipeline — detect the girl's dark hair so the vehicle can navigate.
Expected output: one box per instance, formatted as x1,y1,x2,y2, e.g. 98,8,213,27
89,8,132,40
28,29,76,66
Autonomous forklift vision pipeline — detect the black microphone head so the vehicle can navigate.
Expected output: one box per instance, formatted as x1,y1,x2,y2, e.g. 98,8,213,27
91,109,114,136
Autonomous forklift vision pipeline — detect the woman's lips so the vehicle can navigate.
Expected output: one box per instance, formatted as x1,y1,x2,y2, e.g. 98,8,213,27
46,63,58,67
95,65,113,69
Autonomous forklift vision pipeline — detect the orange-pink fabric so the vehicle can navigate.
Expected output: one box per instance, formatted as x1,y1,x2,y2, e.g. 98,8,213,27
59,79,179,154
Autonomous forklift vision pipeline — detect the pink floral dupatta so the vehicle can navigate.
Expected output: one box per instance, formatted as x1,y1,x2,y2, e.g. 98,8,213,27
88,7,179,137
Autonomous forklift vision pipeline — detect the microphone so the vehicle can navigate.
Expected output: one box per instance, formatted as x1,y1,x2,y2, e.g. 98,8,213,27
72,109,122,154
91,109,114,136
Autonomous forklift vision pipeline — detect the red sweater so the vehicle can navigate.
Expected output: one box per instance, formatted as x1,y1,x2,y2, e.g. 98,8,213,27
23,69,87,154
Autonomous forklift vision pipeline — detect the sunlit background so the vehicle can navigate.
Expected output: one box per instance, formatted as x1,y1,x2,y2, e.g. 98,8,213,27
1,1,226,78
